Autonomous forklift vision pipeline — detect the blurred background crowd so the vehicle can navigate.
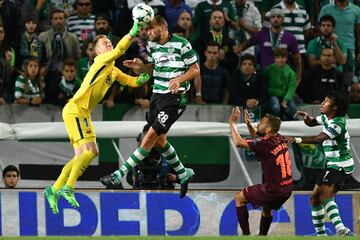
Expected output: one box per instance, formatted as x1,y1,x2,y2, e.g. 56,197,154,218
0,0,360,119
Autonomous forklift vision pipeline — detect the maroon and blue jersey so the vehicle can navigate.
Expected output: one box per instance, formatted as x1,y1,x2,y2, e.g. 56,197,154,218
247,134,293,188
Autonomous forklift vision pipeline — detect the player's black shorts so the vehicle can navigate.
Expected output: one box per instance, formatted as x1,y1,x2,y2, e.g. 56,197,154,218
316,167,352,189
146,93,187,135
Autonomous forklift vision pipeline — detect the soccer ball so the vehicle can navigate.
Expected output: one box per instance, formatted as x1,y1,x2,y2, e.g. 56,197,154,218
132,3,155,26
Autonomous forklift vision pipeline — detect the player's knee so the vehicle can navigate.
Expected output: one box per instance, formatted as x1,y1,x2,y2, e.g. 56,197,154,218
262,207,272,217
235,191,245,203
154,138,167,149
310,192,321,206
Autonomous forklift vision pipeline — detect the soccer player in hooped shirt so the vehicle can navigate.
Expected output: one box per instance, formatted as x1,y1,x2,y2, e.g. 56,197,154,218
287,91,353,236
100,15,200,198
229,107,293,236
44,22,151,214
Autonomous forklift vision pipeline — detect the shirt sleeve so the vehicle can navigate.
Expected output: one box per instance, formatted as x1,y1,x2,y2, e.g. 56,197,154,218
247,138,267,154
95,36,132,64
181,41,198,66
323,122,342,139
316,115,324,125
113,68,139,87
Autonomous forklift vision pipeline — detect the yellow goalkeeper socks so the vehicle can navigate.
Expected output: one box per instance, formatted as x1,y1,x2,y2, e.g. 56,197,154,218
53,156,77,192
66,151,96,188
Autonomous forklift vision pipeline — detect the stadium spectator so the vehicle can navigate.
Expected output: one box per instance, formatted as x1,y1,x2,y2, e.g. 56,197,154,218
193,0,237,38
14,57,43,106
164,0,192,33
66,0,95,49
319,0,360,75
18,15,47,77
194,9,238,75
299,48,344,104
235,8,301,83
31,0,50,32
262,48,297,120
0,24,14,103
40,9,80,104
77,39,96,81
0,0,19,46
48,0,75,17
229,54,265,109
2,165,20,188
349,82,360,103
263,0,312,75
101,16,199,198
176,10,197,44
287,91,353,236
94,14,120,48
229,107,293,236
232,0,262,56
307,15,346,72
92,0,115,19
196,41,229,104
260,0,315,25
57,59,82,106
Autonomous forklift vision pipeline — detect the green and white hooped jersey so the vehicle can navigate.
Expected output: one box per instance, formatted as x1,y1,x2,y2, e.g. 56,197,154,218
147,34,198,94
316,115,354,174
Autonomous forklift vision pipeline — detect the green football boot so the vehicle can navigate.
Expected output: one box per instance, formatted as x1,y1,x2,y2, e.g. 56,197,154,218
44,186,60,214
60,185,80,208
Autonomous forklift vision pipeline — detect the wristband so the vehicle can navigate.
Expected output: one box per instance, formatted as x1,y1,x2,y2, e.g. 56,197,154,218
196,92,202,97
295,137,303,143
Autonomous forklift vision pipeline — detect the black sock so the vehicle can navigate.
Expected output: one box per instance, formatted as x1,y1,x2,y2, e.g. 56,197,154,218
259,215,273,235
236,206,250,235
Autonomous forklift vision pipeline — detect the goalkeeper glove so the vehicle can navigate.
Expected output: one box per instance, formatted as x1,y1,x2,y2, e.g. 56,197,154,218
136,73,151,85
129,22,139,37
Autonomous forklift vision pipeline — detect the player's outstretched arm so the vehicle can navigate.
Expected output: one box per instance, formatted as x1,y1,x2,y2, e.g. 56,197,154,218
169,63,200,93
123,58,154,75
244,109,258,138
96,22,139,63
114,68,150,87
286,132,329,144
294,111,319,127
229,107,250,149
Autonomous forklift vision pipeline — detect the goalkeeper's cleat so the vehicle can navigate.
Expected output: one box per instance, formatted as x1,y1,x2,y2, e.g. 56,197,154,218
44,186,60,214
100,172,122,186
60,185,80,208
337,227,352,236
179,168,195,198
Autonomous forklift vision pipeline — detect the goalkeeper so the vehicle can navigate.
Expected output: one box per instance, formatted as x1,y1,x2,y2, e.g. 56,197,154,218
44,22,150,214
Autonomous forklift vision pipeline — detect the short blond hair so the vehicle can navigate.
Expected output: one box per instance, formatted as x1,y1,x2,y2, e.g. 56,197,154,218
92,34,107,48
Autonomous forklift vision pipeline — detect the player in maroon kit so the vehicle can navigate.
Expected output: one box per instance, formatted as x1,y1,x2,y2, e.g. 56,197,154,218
229,107,293,236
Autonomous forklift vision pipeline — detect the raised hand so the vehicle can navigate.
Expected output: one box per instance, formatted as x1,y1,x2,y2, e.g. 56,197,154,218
244,108,251,125
294,110,309,120
123,58,144,72
229,106,241,123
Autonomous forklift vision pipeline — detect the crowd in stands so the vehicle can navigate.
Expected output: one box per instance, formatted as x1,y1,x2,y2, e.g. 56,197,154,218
1,0,360,120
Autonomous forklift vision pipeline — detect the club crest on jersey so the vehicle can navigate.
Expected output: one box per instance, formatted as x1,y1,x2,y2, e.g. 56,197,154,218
105,75,112,85
168,47,174,54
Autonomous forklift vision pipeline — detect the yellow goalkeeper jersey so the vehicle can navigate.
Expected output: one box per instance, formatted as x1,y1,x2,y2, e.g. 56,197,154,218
70,37,139,115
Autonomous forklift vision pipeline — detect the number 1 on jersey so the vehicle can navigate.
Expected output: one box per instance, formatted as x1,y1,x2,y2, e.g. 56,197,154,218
276,151,292,178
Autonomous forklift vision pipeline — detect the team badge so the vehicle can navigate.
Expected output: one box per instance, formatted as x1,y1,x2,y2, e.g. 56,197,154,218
168,47,174,54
